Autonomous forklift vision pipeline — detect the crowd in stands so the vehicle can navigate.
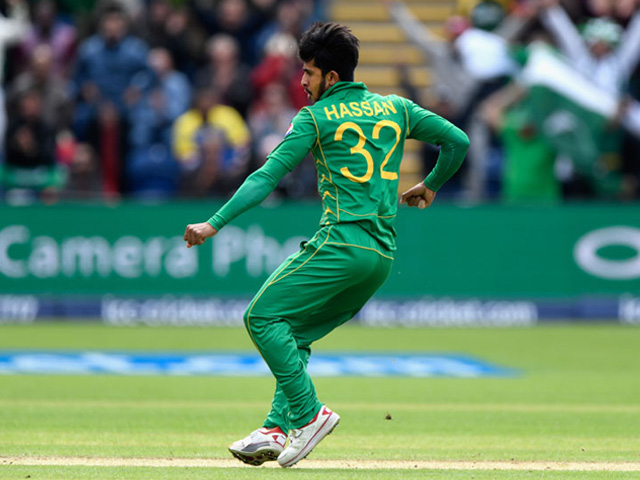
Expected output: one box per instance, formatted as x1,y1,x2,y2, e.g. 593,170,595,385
388,0,640,203
0,0,322,202
1,0,639,204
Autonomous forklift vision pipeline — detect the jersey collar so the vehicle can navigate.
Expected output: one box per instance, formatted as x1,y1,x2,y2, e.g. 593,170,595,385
319,81,367,101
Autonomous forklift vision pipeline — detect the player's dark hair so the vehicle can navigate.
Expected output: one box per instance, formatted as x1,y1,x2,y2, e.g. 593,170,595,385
298,22,359,82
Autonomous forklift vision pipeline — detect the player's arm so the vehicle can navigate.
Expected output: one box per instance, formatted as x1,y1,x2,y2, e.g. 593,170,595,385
400,99,469,209
183,109,316,247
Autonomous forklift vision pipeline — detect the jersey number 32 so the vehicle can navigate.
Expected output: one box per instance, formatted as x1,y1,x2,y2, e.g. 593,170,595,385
334,120,401,183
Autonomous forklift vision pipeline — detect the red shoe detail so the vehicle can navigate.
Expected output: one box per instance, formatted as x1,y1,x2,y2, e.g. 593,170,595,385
302,406,330,428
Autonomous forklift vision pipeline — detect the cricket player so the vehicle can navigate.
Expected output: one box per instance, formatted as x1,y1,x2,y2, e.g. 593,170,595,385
183,22,469,467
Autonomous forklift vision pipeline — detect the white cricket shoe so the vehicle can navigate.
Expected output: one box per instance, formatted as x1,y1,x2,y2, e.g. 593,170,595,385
228,426,287,466
277,405,340,467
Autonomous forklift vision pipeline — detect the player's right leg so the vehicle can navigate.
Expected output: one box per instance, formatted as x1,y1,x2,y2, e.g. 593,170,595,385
228,346,310,465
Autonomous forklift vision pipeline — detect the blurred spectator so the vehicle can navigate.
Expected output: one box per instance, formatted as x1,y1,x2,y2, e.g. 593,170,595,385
172,87,251,197
126,47,190,198
254,0,311,57
251,33,307,110
60,141,102,199
0,0,29,156
18,0,76,79
456,2,518,79
195,34,254,117
248,81,316,198
71,2,149,195
456,0,517,16
130,47,191,149
584,0,638,22
248,81,296,164
138,0,171,47
622,61,640,199
459,1,544,200
117,0,145,22
192,0,271,65
483,82,560,203
536,0,640,196
138,3,204,81
385,0,474,117
57,0,98,16
537,0,640,97
9,44,71,131
386,0,524,200
1,88,65,200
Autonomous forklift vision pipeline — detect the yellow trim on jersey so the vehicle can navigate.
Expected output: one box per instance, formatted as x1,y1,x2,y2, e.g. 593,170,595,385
323,191,336,201
337,208,396,219
302,107,320,149
269,226,333,286
306,108,340,222
401,99,410,138
244,227,330,340
314,156,338,222
326,241,394,260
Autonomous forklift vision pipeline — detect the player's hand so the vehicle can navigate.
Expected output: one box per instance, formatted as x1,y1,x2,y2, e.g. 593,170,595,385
400,183,436,209
184,222,217,248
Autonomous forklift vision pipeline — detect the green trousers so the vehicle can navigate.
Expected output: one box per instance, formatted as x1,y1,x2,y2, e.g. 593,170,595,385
242,222,393,432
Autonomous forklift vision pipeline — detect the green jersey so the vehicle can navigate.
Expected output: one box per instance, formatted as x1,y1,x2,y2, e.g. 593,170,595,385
208,82,468,251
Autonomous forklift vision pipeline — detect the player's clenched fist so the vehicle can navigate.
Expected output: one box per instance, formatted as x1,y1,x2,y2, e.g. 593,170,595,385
184,222,218,248
400,182,436,209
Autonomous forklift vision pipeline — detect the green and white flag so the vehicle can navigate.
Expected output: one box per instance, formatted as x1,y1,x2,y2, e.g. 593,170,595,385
520,43,620,175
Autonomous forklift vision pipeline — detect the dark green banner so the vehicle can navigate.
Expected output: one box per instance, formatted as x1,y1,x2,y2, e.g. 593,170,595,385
1,202,639,298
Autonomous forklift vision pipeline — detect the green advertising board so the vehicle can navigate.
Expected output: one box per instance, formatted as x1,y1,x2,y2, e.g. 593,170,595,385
1,202,639,299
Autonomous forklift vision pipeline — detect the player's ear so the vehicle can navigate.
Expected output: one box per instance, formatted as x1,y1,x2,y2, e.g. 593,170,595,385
326,70,340,87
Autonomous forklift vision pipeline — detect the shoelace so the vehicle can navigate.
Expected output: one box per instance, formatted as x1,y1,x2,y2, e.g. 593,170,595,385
289,429,302,443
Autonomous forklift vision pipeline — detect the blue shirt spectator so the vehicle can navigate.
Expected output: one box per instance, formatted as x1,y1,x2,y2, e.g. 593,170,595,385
127,48,190,198
70,3,149,195
129,48,191,149
72,23,148,113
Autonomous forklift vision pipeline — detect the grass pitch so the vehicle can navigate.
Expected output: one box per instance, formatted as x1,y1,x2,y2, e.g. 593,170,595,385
0,323,639,479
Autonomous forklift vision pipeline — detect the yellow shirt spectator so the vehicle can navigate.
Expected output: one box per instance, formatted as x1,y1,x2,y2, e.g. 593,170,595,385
173,103,250,163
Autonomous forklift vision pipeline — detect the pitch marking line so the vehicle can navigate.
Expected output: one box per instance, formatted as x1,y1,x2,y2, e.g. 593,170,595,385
2,457,640,471
1,399,639,413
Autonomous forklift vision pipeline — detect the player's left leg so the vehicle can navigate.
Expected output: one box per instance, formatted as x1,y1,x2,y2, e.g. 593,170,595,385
263,345,310,434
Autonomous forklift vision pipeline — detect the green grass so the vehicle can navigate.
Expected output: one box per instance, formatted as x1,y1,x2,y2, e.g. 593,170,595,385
3,466,636,480
0,323,639,479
